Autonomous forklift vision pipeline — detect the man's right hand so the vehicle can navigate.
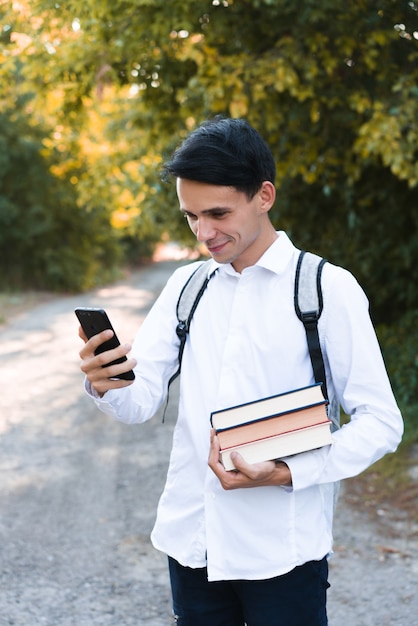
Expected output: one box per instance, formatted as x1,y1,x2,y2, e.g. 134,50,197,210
78,327,137,397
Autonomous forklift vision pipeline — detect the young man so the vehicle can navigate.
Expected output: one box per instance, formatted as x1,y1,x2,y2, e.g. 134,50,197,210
78,118,403,626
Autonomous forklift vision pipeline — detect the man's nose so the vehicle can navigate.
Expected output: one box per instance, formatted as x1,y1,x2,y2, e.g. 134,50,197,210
195,218,216,242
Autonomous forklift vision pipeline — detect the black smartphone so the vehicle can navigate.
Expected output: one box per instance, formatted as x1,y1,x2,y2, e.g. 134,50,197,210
75,307,135,381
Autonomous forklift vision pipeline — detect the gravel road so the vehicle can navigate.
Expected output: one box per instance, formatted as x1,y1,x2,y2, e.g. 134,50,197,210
0,260,417,626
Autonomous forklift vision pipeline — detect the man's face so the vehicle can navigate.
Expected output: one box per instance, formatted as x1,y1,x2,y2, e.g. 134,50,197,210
177,178,275,273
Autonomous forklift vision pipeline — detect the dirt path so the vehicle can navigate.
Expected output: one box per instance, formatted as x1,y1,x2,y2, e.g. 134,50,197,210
0,260,417,625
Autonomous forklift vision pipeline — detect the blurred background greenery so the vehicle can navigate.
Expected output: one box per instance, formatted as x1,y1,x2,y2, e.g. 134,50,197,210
1,0,417,445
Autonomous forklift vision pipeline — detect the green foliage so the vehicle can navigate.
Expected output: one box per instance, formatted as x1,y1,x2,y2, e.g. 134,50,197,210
0,109,121,291
17,0,416,316
2,0,418,318
276,170,418,326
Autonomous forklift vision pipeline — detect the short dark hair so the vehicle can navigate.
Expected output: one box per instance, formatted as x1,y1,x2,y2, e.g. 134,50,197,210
163,117,276,199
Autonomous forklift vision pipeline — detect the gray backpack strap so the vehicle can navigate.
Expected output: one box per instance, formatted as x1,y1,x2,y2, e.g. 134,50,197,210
167,260,215,391
295,251,340,432
294,251,328,401
162,260,214,420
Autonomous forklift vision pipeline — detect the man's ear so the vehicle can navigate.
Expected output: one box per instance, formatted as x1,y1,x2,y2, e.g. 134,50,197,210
259,181,276,213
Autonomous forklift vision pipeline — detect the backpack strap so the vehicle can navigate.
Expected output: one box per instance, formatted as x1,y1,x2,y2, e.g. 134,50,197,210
162,260,214,421
167,259,216,391
294,251,328,400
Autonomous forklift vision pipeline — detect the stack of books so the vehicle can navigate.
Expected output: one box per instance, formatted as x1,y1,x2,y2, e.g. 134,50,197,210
210,383,333,471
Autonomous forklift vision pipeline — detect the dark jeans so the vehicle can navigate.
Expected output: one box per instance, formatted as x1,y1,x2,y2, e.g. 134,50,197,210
168,556,330,626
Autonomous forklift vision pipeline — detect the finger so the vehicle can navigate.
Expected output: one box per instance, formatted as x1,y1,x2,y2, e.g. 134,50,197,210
80,348,135,378
78,326,88,343
80,354,136,398
229,452,265,475
229,453,276,481
92,376,134,394
79,329,114,358
208,429,222,467
92,342,133,370
227,452,259,478
102,357,137,380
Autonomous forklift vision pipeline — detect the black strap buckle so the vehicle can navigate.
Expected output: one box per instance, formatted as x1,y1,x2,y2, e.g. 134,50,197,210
176,321,187,340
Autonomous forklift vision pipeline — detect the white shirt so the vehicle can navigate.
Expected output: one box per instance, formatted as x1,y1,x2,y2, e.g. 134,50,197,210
89,232,403,581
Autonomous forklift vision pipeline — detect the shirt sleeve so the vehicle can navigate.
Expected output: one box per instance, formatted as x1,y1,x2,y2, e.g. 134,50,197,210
286,265,404,491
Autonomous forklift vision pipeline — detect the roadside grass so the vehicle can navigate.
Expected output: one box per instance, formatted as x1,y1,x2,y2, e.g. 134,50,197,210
0,291,56,325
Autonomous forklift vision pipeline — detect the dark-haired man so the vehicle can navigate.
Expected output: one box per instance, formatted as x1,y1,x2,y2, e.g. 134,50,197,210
78,118,403,626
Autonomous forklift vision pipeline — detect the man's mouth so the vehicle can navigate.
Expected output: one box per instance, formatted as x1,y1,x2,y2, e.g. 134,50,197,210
207,241,229,255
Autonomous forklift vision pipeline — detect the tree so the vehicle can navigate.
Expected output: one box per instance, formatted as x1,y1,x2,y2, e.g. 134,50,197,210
16,0,415,313
3,0,418,319
0,105,123,291
0,2,123,291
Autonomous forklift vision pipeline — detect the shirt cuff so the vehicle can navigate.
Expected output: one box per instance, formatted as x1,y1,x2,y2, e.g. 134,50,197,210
283,445,332,491
83,377,119,415
84,378,101,399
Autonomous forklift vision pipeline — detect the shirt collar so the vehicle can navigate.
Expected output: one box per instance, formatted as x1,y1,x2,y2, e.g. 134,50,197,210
256,231,297,275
